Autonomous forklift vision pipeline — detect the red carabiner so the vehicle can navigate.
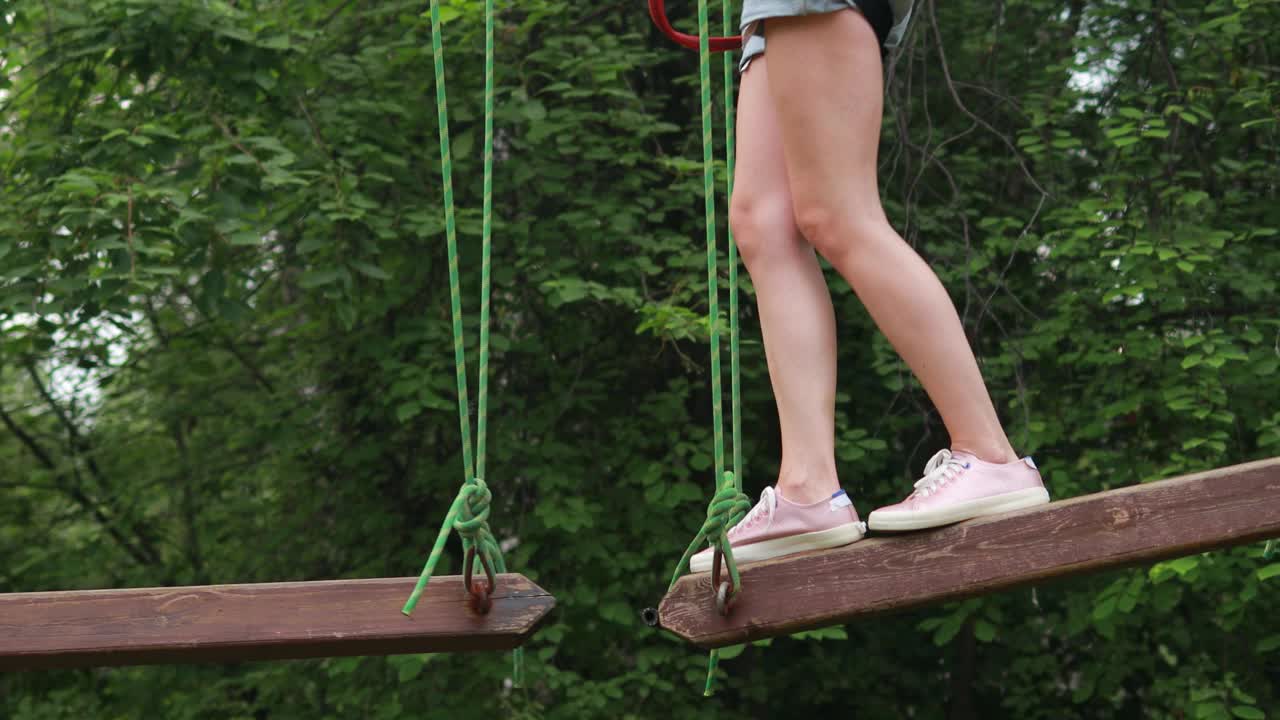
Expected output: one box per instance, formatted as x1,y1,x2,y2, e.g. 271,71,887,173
648,0,743,52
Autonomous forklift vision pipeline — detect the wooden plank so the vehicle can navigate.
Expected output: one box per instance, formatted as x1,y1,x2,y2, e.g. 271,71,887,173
657,457,1280,649
0,574,554,671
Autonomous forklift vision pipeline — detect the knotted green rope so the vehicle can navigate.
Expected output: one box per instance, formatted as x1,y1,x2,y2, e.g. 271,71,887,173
403,479,503,612
667,473,752,593
659,0,746,697
404,0,524,687
666,472,749,696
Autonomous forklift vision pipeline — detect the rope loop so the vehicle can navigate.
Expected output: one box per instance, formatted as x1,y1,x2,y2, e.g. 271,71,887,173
464,544,498,614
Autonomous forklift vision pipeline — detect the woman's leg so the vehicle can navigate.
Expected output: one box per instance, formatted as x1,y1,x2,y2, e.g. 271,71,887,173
761,9,1018,465
730,56,841,505
689,53,869,573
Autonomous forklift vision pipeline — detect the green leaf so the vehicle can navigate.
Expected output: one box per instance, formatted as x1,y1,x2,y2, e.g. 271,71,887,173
396,402,420,422
299,269,342,288
523,100,548,122
1196,703,1230,720
716,644,747,660
1256,564,1280,581
789,626,847,642
452,130,475,159
297,236,329,254
335,299,355,327
1092,595,1117,622
1230,707,1264,720
1192,688,1223,703
1180,191,1210,207
54,172,100,195
1256,635,1280,653
259,34,291,50
1232,689,1257,706
387,653,433,682
1164,556,1200,577
350,260,391,280
932,615,965,646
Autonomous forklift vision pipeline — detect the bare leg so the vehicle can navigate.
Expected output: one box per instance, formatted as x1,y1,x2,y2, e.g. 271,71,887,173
762,10,1017,464
731,57,841,504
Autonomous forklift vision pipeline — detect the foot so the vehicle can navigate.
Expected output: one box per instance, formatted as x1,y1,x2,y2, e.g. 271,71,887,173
867,448,1049,532
689,486,867,573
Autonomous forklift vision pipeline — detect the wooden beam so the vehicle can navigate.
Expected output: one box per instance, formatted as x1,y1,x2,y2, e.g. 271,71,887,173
657,457,1280,649
0,574,554,671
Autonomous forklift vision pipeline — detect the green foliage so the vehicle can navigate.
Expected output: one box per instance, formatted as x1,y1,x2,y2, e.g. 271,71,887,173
1,0,1277,718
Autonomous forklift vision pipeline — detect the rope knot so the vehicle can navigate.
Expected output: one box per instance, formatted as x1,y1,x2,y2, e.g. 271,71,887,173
698,471,750,542
453,477,493,538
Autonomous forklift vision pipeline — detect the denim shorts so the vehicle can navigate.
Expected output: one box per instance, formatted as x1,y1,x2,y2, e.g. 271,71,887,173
739,0,914,72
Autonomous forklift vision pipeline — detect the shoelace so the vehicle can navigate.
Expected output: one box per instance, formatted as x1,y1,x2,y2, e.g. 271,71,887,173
728,487,776,537
912,449,971,498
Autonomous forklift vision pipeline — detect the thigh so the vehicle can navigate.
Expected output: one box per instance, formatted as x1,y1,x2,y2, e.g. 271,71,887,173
731,56,799,232
760,10,887,223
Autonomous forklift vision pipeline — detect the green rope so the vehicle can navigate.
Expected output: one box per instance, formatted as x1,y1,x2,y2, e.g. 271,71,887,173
723,0,741,494
700,0,726,542
404,0,524,687
478,0,495,482
659,0,747,697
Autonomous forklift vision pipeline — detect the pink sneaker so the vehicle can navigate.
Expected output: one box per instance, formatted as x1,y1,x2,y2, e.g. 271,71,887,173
688,487,867,573
867,449,1049,532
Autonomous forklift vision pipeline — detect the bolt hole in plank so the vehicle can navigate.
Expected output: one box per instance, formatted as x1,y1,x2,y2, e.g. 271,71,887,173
0,574,554,671
656,458,1280,648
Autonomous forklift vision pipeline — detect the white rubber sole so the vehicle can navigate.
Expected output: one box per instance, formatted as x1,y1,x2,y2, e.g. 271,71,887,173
688,521,867,574
867,486,1051,532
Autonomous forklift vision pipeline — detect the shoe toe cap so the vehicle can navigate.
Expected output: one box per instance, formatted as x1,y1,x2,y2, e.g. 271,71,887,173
869,499,914,519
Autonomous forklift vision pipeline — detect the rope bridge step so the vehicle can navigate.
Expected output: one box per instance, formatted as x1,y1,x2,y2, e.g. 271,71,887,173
655,457,1280,649
0,574,554,671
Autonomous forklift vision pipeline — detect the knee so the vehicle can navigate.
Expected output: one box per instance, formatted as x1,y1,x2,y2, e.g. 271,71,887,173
728,193,803,270
792,202,889,262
